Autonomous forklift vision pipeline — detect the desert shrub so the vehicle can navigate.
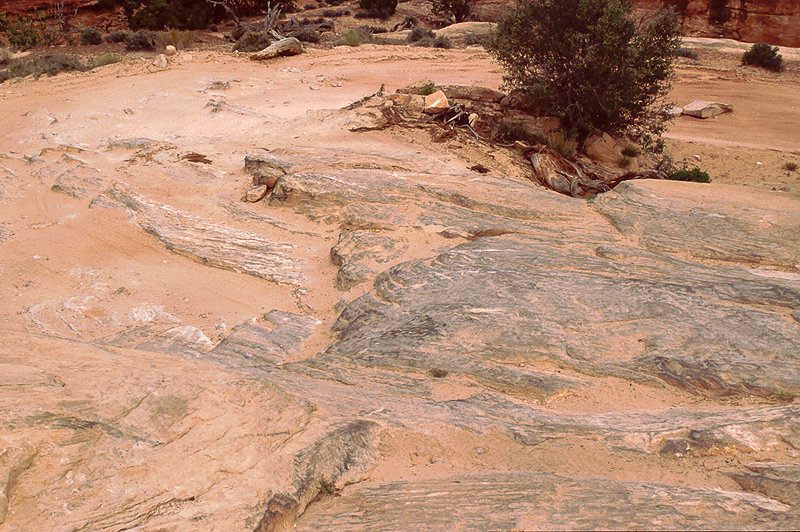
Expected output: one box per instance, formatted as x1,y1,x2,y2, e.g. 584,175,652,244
322,8,346,16
120,0,226,30
676,47,698,60
742,42,785,73
155,29,195,50
125,30,156,50
0,12,44,49
303,3,316,9
463,34,487,46
666,166,711,183
358,0,397,15
487,0,681,144
92,52,122,67
355,10,392,20
341,28,364,46
106,30,131,43
224,0,297,16
784,162,798,172
621,144,641,157
293,28,320,42
409,27,435,42
360,25,388,34
549,130,577,158
429,0,475,24
0,48,11,65
433,35,451,49
0,53,89,83
412,35,435,47
233,31,272,52
81,28,104,45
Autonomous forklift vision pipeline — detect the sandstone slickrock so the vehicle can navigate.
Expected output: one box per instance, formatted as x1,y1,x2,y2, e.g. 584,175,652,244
3,63,800,531
682,99,734,119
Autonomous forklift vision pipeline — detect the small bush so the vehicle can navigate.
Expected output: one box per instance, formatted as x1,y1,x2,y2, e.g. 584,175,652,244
621,145,641,157
0,48,12,65
341,28,364,46
155,29,195,50
125,30,156,50
409,27,435,43
359,0,398,14
742,42,785,73
0,12,44,49
549,130,577,158
81,28,104,45
676,47,698,60
106,30,131,43
303,3,316,9
785,162,798,172
92,52,122,68
433,36,451,49
233,31,272,52
487,0,681,143
666,166,711,183
322,8,346,16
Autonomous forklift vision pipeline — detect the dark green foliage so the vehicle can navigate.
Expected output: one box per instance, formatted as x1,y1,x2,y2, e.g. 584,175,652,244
742,42,785,73
487,0,681,142
0,53,89,84
233,31,272,52
666,167,711,183
0,12,43,49
355,10,392,20
429,0,475,24
322,9,347,17
409,27,435,43
358,0,398,15
81,28,104,45
225,0,296,16
120,0,226,30
125,30,157,50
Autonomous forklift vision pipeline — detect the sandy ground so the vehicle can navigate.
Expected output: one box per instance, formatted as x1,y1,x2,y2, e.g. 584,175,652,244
1,35,799,506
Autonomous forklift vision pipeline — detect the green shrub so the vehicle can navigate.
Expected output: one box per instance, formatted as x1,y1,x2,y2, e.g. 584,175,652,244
621,144,640,157
0,12,44,49
0,48,11,65
358,0,397,15
81,28,104,45
120,0,227,30
429,0,475,24
666,166,711,183
93,52,122,68
487,0,681,143
742,42,785,73
293,28,320,42
409,27,435,43
233,31,272,52
549,129,577,158
341,28,364,46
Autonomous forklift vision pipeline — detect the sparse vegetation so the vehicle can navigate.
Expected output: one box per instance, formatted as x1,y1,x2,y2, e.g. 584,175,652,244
784,162,798,172
125,30,157,51
81,28,104,45
106,30,131,43
341,28,364,46
621,145,641,157
0,53,89,84
487,0,681,146
233,31,272,52
92,52,122,68
549,130,577,158
742,42,785,73
433,36,452,49
155,29,195,50
0,47,11,65
293,28,320,43
119,0,226,30
409,27,435,43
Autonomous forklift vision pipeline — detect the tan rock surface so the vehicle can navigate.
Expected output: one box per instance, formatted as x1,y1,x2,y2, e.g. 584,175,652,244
0,39,799,531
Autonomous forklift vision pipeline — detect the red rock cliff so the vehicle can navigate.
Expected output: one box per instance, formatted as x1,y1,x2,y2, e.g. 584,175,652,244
475,0,799,48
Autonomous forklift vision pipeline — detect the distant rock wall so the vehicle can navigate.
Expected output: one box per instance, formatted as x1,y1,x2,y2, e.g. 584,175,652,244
475,0,800,48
